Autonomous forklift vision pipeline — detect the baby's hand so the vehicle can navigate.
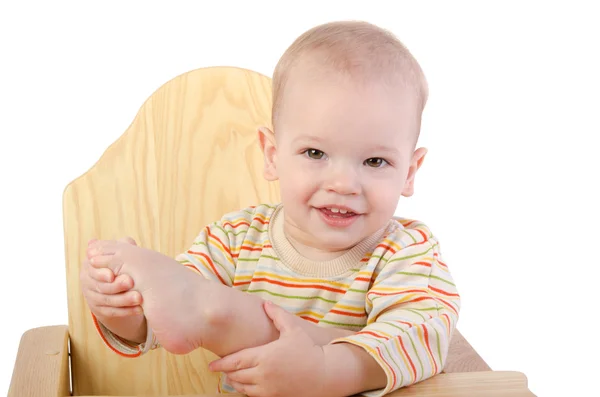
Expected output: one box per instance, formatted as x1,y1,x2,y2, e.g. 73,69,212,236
209,301,327,397
80,237,143,318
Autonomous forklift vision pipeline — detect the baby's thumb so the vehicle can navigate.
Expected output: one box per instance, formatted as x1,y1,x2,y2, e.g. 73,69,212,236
263,300,293,335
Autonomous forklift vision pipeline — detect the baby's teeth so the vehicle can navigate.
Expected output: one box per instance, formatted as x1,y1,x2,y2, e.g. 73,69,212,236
339,209,348,214
330,208,340,213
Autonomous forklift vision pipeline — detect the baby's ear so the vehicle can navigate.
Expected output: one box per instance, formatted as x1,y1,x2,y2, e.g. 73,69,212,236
258,126,278,181
402,147,428,197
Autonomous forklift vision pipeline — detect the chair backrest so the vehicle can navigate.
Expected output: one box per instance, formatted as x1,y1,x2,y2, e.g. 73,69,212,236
63,67,279,395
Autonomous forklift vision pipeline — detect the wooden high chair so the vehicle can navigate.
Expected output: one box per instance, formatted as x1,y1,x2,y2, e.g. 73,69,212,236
8,67,531,396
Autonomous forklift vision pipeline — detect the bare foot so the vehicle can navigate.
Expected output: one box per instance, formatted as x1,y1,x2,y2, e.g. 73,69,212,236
87,239,209,354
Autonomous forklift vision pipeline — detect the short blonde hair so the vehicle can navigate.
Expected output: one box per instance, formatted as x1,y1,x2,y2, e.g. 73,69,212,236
272,20,429,129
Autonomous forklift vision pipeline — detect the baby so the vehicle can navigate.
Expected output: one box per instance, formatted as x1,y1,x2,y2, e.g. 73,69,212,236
81,20,460,397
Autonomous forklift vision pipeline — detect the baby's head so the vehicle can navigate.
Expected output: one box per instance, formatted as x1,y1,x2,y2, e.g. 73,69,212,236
259,21,430,254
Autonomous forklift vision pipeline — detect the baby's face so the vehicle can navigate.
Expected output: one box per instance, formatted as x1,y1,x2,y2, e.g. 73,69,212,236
268,72,422,252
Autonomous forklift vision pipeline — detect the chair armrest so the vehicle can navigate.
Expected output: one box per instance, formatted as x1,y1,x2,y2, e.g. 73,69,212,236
388,371,533,396
8,325,70,397
443,329,491,373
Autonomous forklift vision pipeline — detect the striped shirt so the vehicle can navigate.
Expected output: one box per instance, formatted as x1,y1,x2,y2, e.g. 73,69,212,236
96,203,460,396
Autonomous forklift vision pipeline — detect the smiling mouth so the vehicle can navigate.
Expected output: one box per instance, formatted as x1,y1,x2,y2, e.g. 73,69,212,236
318,207,359,218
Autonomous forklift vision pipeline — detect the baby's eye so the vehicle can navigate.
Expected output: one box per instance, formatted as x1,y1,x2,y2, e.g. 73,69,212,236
364,158,387,168
305,149,325,160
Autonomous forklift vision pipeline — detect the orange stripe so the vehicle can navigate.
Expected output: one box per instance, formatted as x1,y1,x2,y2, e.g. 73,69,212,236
207,228,232,258
368,288,428,297
250,277,346,294
184,264,201,274
434,297,459,315
375,243,397,253
329,309,366,318
416,229,428,240
429,285,460,297
355,276,371,282
222,220,250,229
413,261,431,267
395,320,413,328
400,219,419,227
252,216,269,225
91,312,141,358
398,335,417,383
433,252,448,268
378,345,397,389
231,244,273,257
195,251,227,285
422,325,438,374
300,316,319,323
357,330,387,339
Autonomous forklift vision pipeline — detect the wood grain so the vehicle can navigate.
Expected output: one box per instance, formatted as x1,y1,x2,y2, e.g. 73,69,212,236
443,330,491,373
7,325,70,397
78,372,534,397
390,371,534,397
63,67,278,395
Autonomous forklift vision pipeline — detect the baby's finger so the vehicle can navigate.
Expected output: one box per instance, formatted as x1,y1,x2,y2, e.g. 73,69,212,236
225,368,259,385
89,266,115,283
92,290,142,308
209,348,259,372
96,274,134,295
96,305,143,318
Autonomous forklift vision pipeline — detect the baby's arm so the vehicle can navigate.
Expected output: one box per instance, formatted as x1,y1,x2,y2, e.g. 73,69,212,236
199,278,355,355
88,239,353,357
324,238,461,396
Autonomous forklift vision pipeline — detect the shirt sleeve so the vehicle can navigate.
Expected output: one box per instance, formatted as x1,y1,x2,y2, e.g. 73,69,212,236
173,215,240,287
330,237,461,396
93,208,254,356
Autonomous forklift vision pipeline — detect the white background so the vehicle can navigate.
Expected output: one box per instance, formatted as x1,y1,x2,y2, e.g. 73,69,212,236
1,1,598,396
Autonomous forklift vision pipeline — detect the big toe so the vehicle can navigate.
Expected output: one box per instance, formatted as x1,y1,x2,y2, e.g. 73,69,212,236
119,236,137,246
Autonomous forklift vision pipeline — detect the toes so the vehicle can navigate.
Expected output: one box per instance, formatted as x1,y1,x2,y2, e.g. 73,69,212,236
98,290,141,307
89,253,123,272
98,306,143,318
87,240,118,259
118,236,137,246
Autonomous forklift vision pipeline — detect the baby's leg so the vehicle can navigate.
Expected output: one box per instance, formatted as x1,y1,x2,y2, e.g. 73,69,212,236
88,240,212,354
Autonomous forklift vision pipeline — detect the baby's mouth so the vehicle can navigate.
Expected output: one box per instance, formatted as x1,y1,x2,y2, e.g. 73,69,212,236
319,207,358,218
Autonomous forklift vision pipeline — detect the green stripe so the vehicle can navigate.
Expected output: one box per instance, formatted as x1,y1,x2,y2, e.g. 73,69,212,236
218,224,268,236
237,254,279,262
318,319,364,328
402,229,418,244
260,255,279,261
382,340,405,386
396,272,455,287
408,332,425,382
407,309,427,321
434,327,443,370
184,243,234,284
237,257,259,262
385,321,408,333
388,245,434,264
214,224,228,236
246,289,337,304
348,288,368,294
